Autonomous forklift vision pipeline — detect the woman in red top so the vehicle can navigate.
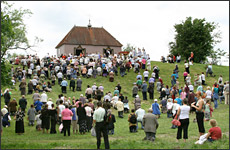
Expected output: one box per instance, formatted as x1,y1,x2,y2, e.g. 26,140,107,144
206,119,222,142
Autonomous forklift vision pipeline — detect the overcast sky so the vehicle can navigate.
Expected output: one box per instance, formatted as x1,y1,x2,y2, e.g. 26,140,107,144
7,1,229,65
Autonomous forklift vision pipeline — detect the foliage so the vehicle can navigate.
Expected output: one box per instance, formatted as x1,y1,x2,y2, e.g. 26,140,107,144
169,17,221,63
209,48,227,65
122,43,136,52
0,58,12,87
1,1,43,59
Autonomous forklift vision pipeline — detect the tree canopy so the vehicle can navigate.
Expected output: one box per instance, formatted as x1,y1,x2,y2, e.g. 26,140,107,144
1,1,42,59
169,17,222,63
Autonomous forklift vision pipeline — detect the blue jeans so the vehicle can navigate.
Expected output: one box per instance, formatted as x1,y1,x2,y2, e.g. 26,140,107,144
219,96,224,103
214,99,218,109
136,120,144,130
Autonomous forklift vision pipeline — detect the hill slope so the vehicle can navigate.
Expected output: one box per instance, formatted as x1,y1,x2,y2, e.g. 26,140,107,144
1,61,229,149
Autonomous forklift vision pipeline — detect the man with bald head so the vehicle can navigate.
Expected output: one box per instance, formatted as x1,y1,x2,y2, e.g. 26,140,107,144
142,108,159,142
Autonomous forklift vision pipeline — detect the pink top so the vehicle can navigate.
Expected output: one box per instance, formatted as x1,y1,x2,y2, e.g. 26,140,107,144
142,59,146,64
181,92,187,100
61,108,73,120
183,72,188,77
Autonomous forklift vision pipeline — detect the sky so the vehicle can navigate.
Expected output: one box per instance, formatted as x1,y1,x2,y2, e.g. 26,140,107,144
6,1,229,66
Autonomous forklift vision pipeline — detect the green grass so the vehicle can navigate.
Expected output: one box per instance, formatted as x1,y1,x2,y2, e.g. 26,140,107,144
1,61,229,149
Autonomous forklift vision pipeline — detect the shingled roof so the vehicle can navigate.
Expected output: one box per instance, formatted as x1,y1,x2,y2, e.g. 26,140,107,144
55,26,123,48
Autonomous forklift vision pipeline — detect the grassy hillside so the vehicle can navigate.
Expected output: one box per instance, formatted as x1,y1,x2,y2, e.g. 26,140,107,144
1,61,229,149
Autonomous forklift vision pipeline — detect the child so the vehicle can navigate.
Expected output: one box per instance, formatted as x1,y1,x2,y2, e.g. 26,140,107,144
204,100,212,121
35,111,42,131
123,96,130,113
206,119,222,142
107,109,116,135
27,104,36,126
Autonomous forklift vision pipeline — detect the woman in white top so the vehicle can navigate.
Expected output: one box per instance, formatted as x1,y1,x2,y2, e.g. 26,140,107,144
176,98,190,142
205,86,212,102
143,69,149,82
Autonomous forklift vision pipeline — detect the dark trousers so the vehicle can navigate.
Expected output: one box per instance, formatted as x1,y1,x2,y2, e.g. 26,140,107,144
142,91,147,100
50,119,57,134
145,132,156,140
133,94,137,98
149,92,154,100
70,86,75,92
177,118,189,139
129,125,137,132
63,120,71,136
62,86,67,93
86,94,91,99
86,116,92,132
77,87,81,91
196,112,205,133
118,111,123,118
58,78,62,85
96,122,110,149
144,77,148,82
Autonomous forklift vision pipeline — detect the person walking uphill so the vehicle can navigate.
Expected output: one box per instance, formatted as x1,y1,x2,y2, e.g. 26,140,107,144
61,78,68,93
93,101,110,149
142,108,159,142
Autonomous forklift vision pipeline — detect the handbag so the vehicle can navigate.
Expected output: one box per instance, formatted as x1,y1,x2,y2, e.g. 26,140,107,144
59,123,63,132
171,114,181,126
91,126,96,137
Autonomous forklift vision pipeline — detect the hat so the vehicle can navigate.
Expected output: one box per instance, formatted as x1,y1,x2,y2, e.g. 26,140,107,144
136,95,139,98
4,105,8,108
154,99,158,102
80,94,83,97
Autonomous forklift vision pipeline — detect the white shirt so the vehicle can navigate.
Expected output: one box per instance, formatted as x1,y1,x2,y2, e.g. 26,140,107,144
85,106,93,117
28,69,32,74
188,84,194,91
201,74,205,81
36,65,41,71
178,105,190,120
206,90,212,99
172,103,180,115
135,108,145,122
93,107,106,122
58,104,65,117
55,66,60,72
184,63,189,68
151,72,155,78
88,68,93,75
167,102,173,110
143,71,149,77
47,101,53,110
57,72,63,79
40,93,48,103
92,85,97,91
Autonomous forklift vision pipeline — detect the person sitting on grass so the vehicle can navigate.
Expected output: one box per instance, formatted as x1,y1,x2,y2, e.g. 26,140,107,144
128,109,137,133
205,119,222,142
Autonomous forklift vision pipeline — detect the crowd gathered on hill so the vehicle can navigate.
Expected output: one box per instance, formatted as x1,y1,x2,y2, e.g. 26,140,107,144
1,48,229,149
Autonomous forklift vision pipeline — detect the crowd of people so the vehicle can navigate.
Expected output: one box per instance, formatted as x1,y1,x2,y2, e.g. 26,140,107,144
1,48,228,148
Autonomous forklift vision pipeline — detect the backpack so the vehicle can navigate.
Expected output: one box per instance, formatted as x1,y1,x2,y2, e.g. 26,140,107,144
104,110,112,125
129,114,137,124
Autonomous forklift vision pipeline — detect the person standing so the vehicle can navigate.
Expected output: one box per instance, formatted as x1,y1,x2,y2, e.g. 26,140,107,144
32,90,41,103
141,81,148,100
93,101,110,149
224,81,229,105
71,105,79,134
132,83,138,98
191,91,205,138
19,95,27,112
41,104,50,133
212,84,219,109
19,78,27,95
15,107,25,135
8,98,18,116
4,89,11,106
134,95,141,111
142,108,159,142
176,99,190,142
61,78,68,93
116,98,124,118
49,104,57,134
40,91,48,105
77,102,87,134
148,82,154,100
69,78,75,92
61,104,73,136
84,103,93,132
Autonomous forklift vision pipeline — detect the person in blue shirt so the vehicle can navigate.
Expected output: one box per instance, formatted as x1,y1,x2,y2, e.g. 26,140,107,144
175,95,182,106
61,78,68,93
34,99,43,112
152,99,161,118
171,71,177,87
136,72,142,81
149,77,155,84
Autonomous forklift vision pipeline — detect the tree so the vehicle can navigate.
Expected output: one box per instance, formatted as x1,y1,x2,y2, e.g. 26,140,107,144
122,43,136,52
209,48,227,65
1,1,43,59
169,17,221,63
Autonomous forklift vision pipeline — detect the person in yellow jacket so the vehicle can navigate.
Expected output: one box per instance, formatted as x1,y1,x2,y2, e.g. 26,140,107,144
115,98,124,118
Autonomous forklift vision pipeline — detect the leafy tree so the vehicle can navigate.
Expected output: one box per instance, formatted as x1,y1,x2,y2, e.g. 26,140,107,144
169,17,221,63
122,43,136,52
209,48,227,65
1,1,43,59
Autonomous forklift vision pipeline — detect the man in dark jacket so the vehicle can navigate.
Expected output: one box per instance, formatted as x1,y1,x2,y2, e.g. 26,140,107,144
4,89,11,106
69,78,75,92
19,95,27,112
